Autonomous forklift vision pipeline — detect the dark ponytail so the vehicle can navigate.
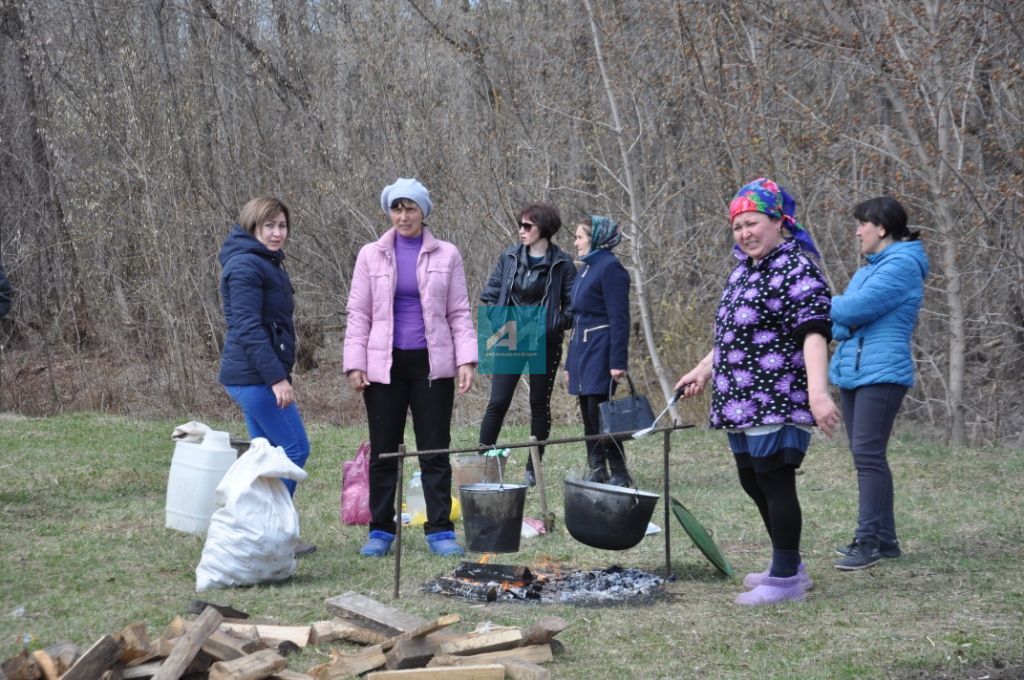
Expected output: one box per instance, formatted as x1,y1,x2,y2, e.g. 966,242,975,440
853,196,921,241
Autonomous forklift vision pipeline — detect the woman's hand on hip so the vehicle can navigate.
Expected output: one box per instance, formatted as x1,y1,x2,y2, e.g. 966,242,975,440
457,364,475,394
347,370,369,393
271,379,295,409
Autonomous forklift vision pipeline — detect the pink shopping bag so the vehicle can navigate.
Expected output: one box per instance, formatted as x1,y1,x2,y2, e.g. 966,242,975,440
341,441,371,525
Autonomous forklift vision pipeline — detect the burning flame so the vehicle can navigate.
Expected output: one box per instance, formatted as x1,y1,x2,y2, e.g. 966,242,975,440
477,553,494,564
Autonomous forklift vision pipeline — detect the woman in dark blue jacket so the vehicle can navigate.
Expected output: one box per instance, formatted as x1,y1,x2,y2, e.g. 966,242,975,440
830,196,929,571
478,204,575,486
564,216,632,486
218,196,313,554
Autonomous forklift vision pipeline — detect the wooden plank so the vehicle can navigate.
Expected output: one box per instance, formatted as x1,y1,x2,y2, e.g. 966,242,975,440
219,623,311,649
208,649,287,680
384,631,458,670
381,613,461,652
366,664,505,679
63,635,125,680
152,606,223,680
500,659,550,680
310,646,387,679
429,644,552,668
323,593,427,637
310,618,388,646
437,628,522,656
519,617,567,647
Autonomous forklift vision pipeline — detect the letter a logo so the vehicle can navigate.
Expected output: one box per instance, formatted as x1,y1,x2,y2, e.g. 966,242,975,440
486,320,517,351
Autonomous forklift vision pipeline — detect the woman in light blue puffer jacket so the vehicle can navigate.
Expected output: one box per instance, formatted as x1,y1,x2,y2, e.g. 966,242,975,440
829,196,929,571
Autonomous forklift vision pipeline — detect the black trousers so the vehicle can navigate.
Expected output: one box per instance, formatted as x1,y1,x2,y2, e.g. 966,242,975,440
578,392,623,466
478,339,562,471
363,349,455,535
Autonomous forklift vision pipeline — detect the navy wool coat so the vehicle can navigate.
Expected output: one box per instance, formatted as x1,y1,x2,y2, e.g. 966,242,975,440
565,248,630,396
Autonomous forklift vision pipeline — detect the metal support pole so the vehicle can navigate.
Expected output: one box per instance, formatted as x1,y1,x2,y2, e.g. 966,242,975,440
662,428,672,577
528,436,554,534
393,444,405,599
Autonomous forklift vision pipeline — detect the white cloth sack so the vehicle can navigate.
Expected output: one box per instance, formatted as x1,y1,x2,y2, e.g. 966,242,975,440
195,437,308,591
172,420,211,443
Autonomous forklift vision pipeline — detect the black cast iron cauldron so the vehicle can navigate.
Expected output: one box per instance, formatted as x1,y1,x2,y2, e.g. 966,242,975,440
563,478,659,550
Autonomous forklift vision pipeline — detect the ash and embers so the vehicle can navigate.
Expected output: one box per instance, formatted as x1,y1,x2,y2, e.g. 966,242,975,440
425,563,666,606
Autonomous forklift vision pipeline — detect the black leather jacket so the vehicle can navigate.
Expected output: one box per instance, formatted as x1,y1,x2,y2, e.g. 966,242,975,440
480,242,576,336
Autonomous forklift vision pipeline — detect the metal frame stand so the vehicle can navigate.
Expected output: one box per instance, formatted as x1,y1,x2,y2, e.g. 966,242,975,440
382,423,693,598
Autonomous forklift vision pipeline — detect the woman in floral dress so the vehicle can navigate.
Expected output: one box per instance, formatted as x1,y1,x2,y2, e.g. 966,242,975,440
675,178,839,606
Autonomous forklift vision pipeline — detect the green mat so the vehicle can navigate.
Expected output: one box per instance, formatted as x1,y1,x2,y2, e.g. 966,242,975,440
669,496,735,577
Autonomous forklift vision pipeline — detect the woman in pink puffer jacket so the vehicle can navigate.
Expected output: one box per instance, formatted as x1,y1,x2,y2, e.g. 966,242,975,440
343,177,477,557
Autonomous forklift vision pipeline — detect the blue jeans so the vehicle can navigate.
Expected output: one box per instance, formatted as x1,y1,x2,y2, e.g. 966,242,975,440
224,384,311,496
840,383,908,546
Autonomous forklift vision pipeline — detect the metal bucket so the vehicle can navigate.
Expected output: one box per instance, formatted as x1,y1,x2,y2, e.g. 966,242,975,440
459,483,527,553
563,478,659,550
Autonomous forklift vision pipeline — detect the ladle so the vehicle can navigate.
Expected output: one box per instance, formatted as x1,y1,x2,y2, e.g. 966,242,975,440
632,384,691,439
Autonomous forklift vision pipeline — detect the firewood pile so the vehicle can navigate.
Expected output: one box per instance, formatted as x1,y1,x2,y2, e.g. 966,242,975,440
0,592,566,680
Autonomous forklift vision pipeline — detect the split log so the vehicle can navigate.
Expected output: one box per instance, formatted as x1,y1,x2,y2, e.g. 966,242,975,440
120,660,163,678
310,619,388,646
380,613,461,651
323,593,427,637
366,664,505,679
432,578,497,602
187,600,251,619
43,642,80,674
151,606,223,680
437,628,522,656
30,650,58,680
203,629,265,661
384,631,459,670
310,646,387,679
501,659,550,680
429,644,552,668
453,562,533,584
63,635,125,680
1,650,41,680
208,649,287,680
115,622,153,663
519,617,567,647
220,623,311,649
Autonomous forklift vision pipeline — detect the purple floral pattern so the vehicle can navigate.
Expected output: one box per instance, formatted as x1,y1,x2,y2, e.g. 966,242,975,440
710,239,831,429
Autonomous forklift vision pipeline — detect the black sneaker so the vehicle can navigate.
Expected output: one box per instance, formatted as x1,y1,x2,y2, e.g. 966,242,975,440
834,540,902,559
834,539,882,570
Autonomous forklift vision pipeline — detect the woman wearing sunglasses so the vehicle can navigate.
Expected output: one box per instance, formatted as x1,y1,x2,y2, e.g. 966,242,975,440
478,204,576,485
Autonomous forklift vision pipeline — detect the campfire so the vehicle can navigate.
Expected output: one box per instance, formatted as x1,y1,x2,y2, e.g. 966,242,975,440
425,558,666,605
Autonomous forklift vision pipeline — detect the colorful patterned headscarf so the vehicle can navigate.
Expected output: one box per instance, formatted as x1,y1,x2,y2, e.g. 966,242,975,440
728,178,820,257
588,215,622,252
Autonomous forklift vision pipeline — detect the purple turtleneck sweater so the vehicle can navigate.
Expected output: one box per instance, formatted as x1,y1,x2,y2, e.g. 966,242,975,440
393,232,427,350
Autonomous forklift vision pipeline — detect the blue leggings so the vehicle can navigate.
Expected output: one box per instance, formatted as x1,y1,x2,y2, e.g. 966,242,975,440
225,384,311,496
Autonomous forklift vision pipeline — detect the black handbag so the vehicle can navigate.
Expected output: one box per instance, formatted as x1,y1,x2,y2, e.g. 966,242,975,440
598,375,656,441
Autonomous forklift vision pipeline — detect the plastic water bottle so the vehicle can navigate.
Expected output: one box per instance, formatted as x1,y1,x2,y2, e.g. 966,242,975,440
407,471,427,526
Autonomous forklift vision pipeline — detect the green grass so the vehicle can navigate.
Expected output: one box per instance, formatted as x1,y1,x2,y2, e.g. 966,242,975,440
1,412,1022,678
